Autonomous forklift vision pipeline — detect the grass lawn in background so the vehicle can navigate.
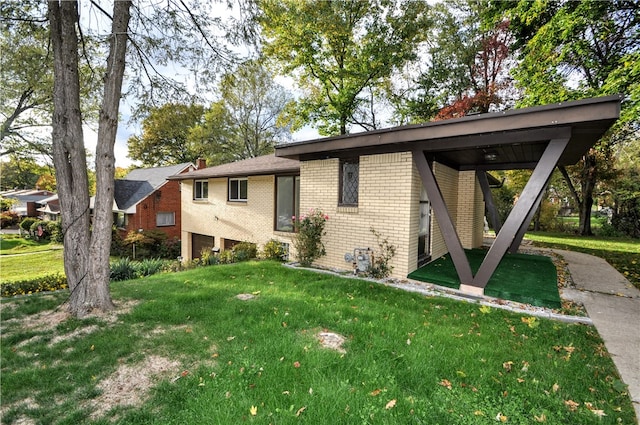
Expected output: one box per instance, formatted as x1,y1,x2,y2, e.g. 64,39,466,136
0,249,65,283
526,231,640,290
1,261,635,424
0,234,62,255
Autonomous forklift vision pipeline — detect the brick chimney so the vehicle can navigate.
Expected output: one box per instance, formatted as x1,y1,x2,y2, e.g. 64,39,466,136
196,158,206,169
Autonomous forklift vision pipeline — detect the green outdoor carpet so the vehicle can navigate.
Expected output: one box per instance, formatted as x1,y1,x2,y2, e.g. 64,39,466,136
407,249,561,309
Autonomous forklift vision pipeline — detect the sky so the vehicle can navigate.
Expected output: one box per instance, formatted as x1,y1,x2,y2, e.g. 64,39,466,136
79,1,320,170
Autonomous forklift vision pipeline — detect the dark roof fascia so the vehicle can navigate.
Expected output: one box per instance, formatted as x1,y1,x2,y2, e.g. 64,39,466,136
168,155,300,181
274,95,622,162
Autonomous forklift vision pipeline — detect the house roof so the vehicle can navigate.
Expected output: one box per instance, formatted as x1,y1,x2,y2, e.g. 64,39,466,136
124,162,193,189
275,95,622,171
168,154,300,180
112,162,193,213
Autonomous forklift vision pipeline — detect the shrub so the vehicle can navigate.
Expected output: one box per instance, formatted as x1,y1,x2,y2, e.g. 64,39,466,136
366,228,397,279
1,211,19,228
293,208,328,267
19,217,37,235
29,220,51,240
1,273,68,298
261,239,288,261
232,241,257,262
46,220,63,243
110,257,136,281
134,258,167,277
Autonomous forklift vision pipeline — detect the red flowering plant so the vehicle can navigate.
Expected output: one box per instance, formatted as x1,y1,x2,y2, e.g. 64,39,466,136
293,208,329,267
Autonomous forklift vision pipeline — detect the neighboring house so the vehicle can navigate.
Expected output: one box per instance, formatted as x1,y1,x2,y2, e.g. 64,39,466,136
275,95,621,296
168,154,300,260
36,194,61,221
110,162,196,239
0,189,55,218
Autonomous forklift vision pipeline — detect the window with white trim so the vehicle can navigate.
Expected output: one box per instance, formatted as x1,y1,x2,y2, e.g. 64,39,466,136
228,178,248,201
156,212,175,227
194,179,208,200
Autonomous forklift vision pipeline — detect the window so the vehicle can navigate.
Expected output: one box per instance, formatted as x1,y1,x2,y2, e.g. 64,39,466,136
339,158,359,206
229,178,248,201
275,175,300,232
114,212,127,228
194,179,208,200
156,212,175,227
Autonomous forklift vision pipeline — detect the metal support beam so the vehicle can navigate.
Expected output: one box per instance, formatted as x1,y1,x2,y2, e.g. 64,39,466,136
508,180,550,253
412,150,473,284
476,170,502,233
471,138,570,288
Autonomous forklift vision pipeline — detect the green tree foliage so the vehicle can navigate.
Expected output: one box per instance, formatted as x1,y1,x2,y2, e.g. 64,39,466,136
499,0,639,235
259,0,431,135
189,60,292,165
406,1,516,123
0,0,102,160
0,156,53,190
127,103,205,166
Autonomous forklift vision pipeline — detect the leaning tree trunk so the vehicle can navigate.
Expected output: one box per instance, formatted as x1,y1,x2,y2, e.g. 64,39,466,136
86,0,132,315
49,1,92,315
49,0,131,317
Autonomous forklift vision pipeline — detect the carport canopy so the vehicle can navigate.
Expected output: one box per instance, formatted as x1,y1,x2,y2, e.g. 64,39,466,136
275,95,622,295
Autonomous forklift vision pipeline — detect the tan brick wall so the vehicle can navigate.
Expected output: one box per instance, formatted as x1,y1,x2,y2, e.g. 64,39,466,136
300,153,420,278
299,155,484,278
180,175,295,260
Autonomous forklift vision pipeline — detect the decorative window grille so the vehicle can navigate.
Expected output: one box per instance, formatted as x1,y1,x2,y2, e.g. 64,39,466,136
340,158,359,206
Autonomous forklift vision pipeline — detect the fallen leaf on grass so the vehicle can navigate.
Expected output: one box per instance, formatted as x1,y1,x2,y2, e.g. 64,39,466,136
552,383,559,393
250,405,258,416
495,412,508,422
385,399,396,409
295,406,306,417
585,402,607,417
534,413,546,422
564,400,579,411
439,379,452,390
370,389,382,396
503,361,514,372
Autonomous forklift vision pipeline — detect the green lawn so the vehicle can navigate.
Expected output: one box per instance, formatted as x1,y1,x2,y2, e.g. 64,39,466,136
0,249,65,282
525,231,640,289
1,261,635,424
0,234,62,255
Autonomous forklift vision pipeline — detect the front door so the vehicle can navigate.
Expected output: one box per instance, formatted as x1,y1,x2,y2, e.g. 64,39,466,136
417,185,431,266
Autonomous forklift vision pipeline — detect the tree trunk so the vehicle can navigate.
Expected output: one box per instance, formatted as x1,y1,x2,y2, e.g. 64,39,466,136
578,152,598,236
49,1,92,315
49,0,131,317
86,0,131,315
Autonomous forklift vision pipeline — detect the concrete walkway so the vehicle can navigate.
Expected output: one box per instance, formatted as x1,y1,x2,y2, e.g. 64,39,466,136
551,249,640,422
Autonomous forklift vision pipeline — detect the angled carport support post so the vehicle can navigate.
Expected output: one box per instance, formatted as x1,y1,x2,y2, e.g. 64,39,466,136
412,150,474,286
476,170,502,233
472,137,570,289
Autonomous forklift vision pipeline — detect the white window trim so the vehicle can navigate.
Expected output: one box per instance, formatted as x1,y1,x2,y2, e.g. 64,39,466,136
228,177,248,202
194,179,208,200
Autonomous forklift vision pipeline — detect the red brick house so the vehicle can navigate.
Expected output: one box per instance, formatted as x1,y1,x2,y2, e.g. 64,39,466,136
111,162,196,239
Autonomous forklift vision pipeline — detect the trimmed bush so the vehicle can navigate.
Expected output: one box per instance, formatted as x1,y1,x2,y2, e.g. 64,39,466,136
232,241,257,262
1,273,68,298
19,217,37,235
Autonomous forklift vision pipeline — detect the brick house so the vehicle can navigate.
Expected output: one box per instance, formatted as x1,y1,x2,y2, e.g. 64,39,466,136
167,154,300,259
111,162,195,239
